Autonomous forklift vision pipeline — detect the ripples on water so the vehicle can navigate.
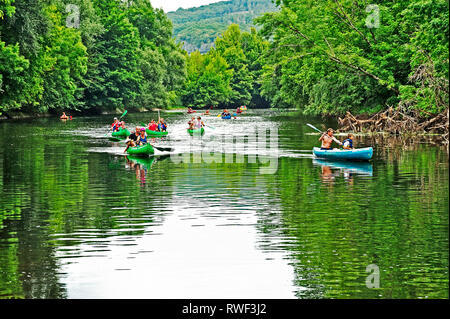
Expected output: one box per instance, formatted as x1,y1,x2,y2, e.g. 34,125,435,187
0,110,448,298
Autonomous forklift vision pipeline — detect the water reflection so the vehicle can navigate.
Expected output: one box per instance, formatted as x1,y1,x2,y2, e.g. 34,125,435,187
312,159,373,188
0,110,448,299
124,155,170,185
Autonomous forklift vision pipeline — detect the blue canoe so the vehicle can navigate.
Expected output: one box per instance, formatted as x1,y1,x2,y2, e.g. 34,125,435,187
313,147,373,161
222,115,231,119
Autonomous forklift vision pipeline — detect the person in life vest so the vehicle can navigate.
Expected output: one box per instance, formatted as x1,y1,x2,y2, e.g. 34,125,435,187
111,117,119,132
60,112,68,119
188,117,195,130
136,128,148,146
195,116,205,129
342,133,354,150
319,128,342,150
124,127,140,153
119,121,126,130
148,120,158,131
158,118,167,132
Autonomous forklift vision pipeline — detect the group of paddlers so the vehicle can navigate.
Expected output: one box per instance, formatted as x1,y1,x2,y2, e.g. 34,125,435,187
60,112,72,120
319,128,354,150
188,106,243,117
188,116,205,130
111,117,167,133
109,117,168,152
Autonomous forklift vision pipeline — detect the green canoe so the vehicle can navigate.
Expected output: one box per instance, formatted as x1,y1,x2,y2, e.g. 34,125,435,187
111,128,130,138
146,129,168,137
126,143,154,157
187,127,205,136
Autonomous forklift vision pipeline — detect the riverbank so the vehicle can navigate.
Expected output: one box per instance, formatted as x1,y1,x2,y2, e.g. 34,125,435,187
337,108,449,143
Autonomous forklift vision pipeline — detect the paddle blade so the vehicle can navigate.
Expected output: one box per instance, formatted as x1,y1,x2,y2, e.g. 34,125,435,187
153,146,174,152
119,110,128,119
307,123,322,133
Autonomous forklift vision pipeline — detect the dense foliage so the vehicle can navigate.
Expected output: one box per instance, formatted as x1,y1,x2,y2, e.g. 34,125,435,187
181,24,270,108
2,0,448,118
255,0,449,115
0,0,186,116
167,0,277,53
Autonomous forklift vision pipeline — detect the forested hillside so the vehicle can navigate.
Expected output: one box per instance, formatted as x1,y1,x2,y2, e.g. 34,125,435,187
0,0,185,116
168,0,277,53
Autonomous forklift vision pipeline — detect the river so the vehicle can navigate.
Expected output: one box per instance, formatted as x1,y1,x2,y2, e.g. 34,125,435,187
0,109,448,298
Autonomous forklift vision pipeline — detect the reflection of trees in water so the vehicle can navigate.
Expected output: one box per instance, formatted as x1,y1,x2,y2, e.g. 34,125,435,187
366,134,449,158
0,135,175,298
252,156,449,298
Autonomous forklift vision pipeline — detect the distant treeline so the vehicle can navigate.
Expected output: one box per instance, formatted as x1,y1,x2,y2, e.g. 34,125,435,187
181,24,270,109
1,0,448,119
1,0,185,116
168,0,277,53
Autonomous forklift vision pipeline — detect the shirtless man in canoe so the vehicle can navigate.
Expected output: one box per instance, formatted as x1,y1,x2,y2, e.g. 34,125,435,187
319,128,343,150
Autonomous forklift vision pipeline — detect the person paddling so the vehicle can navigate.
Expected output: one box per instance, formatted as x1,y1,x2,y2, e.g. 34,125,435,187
319,128,342,150
148,120,157,131
111,117,119,132
158,118,167,132
188,117,195,130
124,127,140,153
136,128,148,146
342,133,354,150
195,116,205,129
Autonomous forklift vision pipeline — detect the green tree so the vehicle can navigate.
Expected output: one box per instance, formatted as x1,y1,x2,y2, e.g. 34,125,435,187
255,0,448,115
86,0,142,110
181,50,232,107
38,4,87,112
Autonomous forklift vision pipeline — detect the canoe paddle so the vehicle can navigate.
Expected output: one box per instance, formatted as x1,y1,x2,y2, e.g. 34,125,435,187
307,123,344,147
306,123,323,133
119,110,128,120
151,145,174,152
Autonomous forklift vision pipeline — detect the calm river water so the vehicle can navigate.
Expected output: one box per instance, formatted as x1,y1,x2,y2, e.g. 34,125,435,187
0,109,448,298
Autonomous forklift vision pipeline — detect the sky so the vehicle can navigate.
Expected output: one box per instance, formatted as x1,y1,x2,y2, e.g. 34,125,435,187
150,0,223,13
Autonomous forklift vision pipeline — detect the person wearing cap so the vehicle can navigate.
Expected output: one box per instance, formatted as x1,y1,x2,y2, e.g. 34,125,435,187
319,128,342,150
111,117,119,132
136,127,148,146
124,127,140,153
